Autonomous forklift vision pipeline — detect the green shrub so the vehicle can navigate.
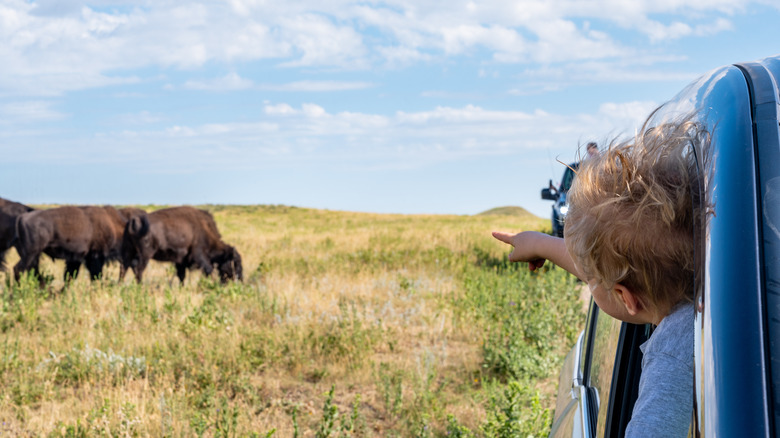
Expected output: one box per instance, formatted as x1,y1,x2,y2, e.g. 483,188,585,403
482,380,552,438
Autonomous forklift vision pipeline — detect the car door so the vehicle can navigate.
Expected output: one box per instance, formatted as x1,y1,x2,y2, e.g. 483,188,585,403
588,306,649,438
550,300,649,438
549,300,597,438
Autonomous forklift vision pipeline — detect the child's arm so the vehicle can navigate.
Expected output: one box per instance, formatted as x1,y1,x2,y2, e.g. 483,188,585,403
491,231,585,280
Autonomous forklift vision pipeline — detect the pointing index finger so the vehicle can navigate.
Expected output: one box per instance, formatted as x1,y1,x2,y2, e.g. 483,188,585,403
491,231,513,245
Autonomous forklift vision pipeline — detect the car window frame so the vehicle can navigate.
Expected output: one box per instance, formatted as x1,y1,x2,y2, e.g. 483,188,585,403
687,62,774,437
575,299,650,438
587,306,622,435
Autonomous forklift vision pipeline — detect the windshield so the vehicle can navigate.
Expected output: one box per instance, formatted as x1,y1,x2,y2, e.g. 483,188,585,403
560,164,579,193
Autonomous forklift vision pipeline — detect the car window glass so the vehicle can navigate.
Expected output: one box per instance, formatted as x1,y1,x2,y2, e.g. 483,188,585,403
588,306,623,436
561,166,577,192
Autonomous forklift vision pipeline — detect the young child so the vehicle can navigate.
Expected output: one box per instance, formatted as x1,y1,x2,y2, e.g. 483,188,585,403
494,116,704,436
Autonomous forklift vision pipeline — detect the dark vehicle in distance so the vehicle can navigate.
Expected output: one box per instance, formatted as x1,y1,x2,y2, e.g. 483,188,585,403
548,54,780,437
541,163,578,237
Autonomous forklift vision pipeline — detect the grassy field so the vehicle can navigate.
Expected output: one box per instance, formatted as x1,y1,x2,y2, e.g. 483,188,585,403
0,205,585,437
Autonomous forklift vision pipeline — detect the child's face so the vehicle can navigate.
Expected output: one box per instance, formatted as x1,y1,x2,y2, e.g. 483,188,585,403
565,234,647,324
586,280,647,324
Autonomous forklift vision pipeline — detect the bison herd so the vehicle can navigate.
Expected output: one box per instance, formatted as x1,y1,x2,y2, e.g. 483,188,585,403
0,196,242,286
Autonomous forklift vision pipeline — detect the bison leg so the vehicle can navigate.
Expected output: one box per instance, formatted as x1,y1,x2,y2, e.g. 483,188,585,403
0,249,8,272
64,260,81,282
175,262,188,284
133,257,149,283
192,252,213,278
118,263,127,282
14,250,42,285
232,248,243,282
225,246,243,283
85,254,105,281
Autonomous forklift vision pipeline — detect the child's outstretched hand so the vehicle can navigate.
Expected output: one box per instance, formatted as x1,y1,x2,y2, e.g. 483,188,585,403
491,231,548,271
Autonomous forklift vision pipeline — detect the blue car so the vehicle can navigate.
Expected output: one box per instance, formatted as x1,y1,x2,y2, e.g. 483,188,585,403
548,54,780,437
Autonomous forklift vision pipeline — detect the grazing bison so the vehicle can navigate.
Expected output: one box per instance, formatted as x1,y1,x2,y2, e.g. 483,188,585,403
122,206,243,284
13,205,147,283
0,197,35,271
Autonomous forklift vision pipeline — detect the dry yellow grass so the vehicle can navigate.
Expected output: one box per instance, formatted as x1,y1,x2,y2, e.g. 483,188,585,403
0,205,583,437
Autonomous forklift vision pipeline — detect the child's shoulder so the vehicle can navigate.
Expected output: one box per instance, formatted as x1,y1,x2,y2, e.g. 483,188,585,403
642,302,694,362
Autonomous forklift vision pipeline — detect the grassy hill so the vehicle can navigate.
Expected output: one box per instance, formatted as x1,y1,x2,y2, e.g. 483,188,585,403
0,205,582,437
477,205,539,218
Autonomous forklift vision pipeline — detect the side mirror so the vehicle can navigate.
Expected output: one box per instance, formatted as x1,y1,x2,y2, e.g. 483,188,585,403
542,180,559,200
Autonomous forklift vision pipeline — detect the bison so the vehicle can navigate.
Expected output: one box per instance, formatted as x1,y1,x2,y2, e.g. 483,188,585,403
122,206,243,284
0,197,35,272
13,205,147,284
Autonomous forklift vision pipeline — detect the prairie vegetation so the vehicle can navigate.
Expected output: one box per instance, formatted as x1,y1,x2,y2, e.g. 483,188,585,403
0,205,584,437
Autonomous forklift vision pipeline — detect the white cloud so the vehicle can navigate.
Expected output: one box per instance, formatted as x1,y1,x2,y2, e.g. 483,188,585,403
396,105,534,124
277,13,367,68
507,56,697,96
114,110,165,125
0,72,140,97
440,25,525,56
301,103,327,117
183,73,255,91
0,100,66,124
179,77,375,92
376,45,433,67
638,19,694,42
260,80,375,92
597,100,659,132
693,17,733,36
264,103,297,115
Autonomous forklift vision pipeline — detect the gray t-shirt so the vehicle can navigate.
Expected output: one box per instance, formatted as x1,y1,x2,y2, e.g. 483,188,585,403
625,302,694,437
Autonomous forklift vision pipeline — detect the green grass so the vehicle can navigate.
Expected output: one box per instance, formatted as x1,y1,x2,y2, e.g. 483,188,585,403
0,205,583,437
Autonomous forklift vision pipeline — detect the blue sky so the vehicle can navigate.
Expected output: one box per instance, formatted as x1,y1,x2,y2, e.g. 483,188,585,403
2,0,779,218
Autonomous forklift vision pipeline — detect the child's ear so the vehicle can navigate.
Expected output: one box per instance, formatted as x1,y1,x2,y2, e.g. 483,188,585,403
613,284,643,316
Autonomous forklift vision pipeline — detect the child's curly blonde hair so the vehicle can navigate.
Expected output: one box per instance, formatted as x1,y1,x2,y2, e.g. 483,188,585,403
564,113,708,319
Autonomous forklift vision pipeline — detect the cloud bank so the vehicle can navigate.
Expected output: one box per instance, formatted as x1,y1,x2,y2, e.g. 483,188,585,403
0,0,759,96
